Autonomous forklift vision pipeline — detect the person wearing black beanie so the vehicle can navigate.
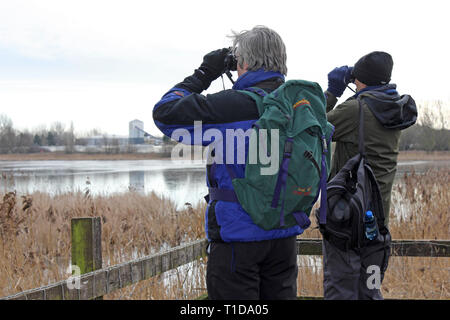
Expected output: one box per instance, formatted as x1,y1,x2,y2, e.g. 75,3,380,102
321,52,418,300
352,51,394,86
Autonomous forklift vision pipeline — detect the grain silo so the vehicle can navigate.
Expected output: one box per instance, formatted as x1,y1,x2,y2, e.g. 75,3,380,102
129,119,145,144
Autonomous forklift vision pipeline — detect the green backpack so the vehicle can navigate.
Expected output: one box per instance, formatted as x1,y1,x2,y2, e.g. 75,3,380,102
231,80,334,230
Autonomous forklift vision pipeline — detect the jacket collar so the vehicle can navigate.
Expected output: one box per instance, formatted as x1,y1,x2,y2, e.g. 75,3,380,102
232,68,285,90
353,83,398,98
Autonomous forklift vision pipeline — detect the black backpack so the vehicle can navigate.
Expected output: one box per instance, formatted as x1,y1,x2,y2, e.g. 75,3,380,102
317,97,391,267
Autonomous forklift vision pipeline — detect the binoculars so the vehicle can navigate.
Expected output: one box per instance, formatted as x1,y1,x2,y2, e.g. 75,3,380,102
223,48,238,84
347,67,355,84
224,48,237,72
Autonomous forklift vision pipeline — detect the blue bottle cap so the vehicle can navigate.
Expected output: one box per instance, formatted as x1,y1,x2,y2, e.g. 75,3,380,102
366,210,373,218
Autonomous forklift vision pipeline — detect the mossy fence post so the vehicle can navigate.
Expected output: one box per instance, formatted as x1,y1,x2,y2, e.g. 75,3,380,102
71,217,103,299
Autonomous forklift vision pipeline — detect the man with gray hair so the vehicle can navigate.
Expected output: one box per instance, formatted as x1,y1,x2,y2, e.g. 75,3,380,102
153,26,302,299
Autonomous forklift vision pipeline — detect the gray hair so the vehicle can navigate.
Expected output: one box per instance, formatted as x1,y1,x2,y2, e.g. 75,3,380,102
229,26,287,76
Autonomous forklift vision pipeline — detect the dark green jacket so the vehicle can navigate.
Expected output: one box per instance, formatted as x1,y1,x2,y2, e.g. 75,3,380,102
325,85,417,225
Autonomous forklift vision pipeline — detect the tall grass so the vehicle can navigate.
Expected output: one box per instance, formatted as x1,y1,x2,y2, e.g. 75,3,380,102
0,189,205,298
0,168,448,299
397,150,450,161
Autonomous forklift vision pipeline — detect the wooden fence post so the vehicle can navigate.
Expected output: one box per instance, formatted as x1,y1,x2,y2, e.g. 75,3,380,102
71,217,102,299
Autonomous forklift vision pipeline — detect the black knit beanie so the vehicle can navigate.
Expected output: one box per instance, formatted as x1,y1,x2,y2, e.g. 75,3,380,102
352,51,393,86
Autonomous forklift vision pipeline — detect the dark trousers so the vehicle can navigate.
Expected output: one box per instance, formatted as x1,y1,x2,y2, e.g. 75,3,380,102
322,238,385,300
206,236,298,300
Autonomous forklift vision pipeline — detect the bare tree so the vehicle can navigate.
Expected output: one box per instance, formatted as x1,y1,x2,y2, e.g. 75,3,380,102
400,101,450,151
0,114,16,153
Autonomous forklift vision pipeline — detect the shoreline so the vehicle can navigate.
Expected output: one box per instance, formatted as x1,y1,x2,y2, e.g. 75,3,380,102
0,152,172,161
397,150,450,161
0,150,449,162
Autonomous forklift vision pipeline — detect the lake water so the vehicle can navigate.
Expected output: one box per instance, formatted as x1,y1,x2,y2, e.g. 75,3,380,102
0,159,448,209
0,160,207,208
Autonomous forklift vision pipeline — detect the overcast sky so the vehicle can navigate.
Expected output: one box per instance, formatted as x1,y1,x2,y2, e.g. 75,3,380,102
0,0,449,137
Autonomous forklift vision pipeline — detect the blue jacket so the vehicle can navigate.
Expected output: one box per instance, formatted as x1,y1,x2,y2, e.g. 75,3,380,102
153,69,303,242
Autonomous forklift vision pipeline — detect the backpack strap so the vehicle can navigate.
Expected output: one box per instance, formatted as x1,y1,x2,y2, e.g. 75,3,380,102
245,86,268,97
208,187,239,203
240,87,268,116
318,126,334,225
357,97,366,157
270,137,294,227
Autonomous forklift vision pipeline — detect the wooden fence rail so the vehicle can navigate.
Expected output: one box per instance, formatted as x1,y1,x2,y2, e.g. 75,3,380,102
1,218,449,300
3,238,207,300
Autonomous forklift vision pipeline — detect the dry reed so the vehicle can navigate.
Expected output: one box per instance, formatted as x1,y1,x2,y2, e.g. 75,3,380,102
0,167,448,300
397,150,450,161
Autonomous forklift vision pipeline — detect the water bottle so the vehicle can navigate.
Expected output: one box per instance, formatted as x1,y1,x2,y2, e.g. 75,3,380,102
364,211,378,240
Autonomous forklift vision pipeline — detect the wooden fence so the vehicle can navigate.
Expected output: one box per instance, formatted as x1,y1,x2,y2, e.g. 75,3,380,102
1,217,449,300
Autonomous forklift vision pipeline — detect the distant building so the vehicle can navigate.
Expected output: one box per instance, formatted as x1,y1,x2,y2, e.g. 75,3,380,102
86,135,129,147
129,119,145,145
80,119,163,151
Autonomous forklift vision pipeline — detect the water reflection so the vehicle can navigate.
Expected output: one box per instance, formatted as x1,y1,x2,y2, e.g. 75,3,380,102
129,171,145,192
159,169,206,206
0,160,207,208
